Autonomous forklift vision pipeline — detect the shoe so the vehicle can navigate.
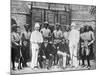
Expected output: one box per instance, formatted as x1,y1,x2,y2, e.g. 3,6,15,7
62,67,66,70
87,66,91,69
24,63,28,67
82,64,85,67
47,67,50,70
17,65,22,70
34,66,38,69
12,67,16,70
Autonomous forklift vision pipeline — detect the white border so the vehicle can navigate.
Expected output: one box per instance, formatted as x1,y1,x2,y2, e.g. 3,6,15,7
0,0,98,75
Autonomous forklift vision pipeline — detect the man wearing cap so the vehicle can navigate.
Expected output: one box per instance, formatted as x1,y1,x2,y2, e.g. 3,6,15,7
11,24,22,70
53,23,63,65
21,24,31,67
30,22,43,69
69,22,80,68
40,21,51,41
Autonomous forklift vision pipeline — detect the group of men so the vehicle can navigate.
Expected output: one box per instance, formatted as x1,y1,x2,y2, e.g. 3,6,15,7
11,21,95,70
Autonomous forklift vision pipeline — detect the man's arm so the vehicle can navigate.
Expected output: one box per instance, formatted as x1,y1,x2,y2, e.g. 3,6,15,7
11,34,19,46
88,31,95,45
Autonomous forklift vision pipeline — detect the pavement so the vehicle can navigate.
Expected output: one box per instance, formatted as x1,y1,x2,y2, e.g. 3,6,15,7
11,60,96,74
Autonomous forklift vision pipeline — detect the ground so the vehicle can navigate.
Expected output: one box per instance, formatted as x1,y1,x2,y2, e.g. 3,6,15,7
11,60,96,74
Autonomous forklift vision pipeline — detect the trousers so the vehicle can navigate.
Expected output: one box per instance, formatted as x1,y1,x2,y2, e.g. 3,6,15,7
57,51,67,68
31,44,39,68
69,43,78,67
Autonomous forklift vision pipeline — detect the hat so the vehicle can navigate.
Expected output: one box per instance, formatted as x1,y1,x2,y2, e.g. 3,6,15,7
12,24,20,29
24,24,29,27
44,21,48,24
43,37,48,42
34,22,40,28
71,22,76,27
56,23,60,26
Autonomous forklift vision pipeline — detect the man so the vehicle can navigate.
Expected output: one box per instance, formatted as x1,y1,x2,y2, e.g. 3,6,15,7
53,23,63,65
11,24,21,70
63,25,70,41
57,39,70,69
38,37,56,69
30,22,43,69
80,25,95,68
40,21,51,41
63,25,70,65
21,24,31,67
69,22,80,68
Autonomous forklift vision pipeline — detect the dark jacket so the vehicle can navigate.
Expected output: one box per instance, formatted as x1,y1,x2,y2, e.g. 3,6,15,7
59,43,70,54
39,43,56,59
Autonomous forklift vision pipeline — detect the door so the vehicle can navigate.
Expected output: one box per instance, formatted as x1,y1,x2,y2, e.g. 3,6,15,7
31,8,70,31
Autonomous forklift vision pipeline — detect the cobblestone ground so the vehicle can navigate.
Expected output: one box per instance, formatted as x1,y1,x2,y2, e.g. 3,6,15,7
11,60,96,74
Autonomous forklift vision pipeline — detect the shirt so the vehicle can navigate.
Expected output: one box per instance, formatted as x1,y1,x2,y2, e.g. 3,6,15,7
69,29,80,44
22,31,31,40
40,28,51,37
53,30,63,39
11,32,21,48
30,30,43,43
11,32,20,42
63,31,70,40
80,31,94,41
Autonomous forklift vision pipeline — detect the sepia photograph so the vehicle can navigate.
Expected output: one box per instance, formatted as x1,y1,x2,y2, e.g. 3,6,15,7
11,0,96,74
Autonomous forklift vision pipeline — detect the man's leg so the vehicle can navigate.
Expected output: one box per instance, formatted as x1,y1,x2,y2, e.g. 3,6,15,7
38,57,43,69
82,56,85,66
47,55,54,69
87,55,91,67
31,48,36,69
21,47,26,67
73,44,78,67
63,56,67,68
24,47,29,67
69,45,73,66
11,47,15,70
34,50,39,68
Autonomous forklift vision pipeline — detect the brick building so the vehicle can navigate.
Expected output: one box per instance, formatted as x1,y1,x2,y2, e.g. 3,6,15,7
11,0,96,31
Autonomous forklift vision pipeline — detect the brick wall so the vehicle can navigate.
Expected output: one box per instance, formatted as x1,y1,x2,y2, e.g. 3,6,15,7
11,0,96,31
11,0,30,31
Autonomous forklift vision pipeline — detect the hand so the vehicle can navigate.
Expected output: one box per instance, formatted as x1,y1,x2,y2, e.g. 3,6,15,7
49,54,52,56
63,53,67,56
37,42,41,47
42,56,46,59
57,47,59,49
67,54,70,57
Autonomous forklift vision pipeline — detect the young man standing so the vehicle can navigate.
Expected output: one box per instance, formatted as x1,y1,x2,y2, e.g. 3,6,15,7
40,21,51,40
30,22,43,69
21,24,31,67
53,23,63,65
11,24,21,70
69,22,80,68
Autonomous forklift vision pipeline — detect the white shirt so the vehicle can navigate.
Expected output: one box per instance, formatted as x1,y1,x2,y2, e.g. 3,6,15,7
40,28,51,37
63,31,70,40
69,29,80,44
30,30,43,43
